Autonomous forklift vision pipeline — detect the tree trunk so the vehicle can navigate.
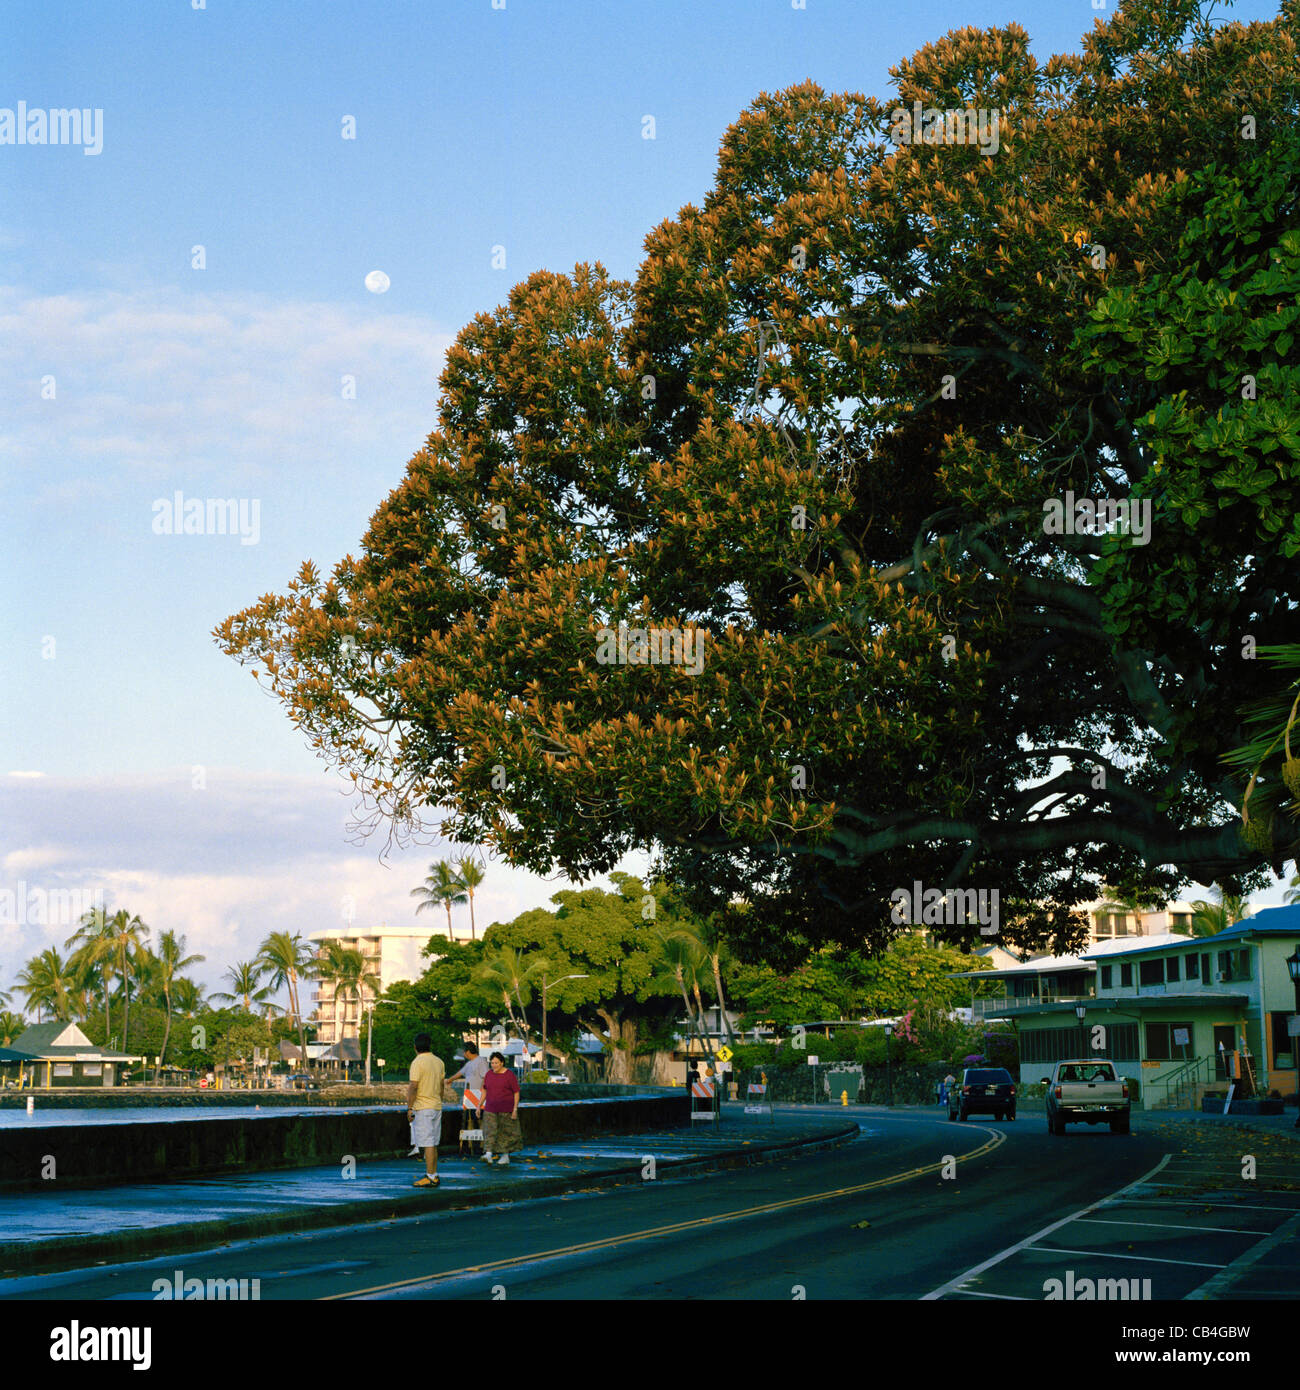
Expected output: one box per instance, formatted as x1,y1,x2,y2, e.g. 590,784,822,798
691,981,714,1059
712,955,736,1045
597,1008,636,1084
160,985,172,1080
468,892,476,940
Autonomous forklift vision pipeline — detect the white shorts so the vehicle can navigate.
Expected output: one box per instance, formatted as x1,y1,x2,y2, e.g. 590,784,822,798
410,1108,442,1148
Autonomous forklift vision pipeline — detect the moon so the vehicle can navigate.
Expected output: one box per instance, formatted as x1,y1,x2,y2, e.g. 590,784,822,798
364,270,390,294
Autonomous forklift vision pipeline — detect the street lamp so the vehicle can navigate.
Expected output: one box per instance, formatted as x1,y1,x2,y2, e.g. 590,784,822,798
883,1022,894,1108
541,974,588,1076
1286,947,1300,1129
1075,1003,1088,1057
363,1002,373,1087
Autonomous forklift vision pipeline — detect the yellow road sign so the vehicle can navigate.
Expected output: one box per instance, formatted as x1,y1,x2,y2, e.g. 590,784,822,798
716,1045,733,1063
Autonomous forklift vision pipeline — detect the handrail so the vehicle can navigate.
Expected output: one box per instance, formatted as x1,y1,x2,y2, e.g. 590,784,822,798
1160,1054,1213,1109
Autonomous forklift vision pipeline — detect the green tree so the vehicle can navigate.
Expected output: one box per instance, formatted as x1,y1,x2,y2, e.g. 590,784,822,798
211,960,272,1013
411,861,469,937
65,906,115,1038
1188,888,1253,938
479,876,689,1083
0,1010,25,1045
256,931,312,1071
154,930,204,1073
454,856,487,940
363,979,461,1076
16,948,78,1023
217,2,1300,955
313,941,379,1044
473,945,548,1049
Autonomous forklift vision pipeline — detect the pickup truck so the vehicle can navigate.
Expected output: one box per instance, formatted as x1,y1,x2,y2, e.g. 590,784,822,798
1041,1059,1130,1135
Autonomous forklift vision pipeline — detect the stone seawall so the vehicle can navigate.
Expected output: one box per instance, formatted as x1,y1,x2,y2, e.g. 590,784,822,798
0,1094,688,1191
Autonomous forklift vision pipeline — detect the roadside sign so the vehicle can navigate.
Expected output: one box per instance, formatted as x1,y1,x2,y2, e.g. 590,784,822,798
1288,1016,1300,1037
1172,1028,1190,1046
807,1055,819,1066
716,1045,733,1063
690,1076,716,1123
744,1080,774,1120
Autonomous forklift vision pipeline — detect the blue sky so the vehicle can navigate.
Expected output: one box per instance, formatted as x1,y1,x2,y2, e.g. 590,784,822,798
1,0,1288,1001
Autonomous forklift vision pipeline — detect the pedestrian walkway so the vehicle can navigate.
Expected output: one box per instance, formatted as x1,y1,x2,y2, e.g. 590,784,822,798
0,1111,857,1277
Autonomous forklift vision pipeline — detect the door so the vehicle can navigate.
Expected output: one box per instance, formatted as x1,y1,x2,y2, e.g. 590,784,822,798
1213,1025,1235,1079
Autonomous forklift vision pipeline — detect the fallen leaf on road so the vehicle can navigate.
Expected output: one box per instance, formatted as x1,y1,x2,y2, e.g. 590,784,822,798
850,1220,871,1229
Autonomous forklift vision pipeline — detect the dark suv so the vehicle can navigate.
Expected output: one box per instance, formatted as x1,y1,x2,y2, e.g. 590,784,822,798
949,1067,1016,1121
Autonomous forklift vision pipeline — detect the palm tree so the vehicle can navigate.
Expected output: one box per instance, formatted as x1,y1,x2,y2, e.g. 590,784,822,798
16,948,77,1022
155,930,205,1073
256,931,313,1071
474,946,547,1049
454,856,486,939
411,860,468,937
0,1010,25,1046
171,977,205,1017
1284,872,1300,906
66,905,116,1039
211,960,272,1013
655,928,712,1060
108,911,148,1051
314,942,379,1053
1096,884,1165,936
0,987,10,1009
1188,887,1253,938
681,917,737,1047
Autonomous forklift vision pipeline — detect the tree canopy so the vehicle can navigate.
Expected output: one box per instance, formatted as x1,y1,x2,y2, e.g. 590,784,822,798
217,0,1299,961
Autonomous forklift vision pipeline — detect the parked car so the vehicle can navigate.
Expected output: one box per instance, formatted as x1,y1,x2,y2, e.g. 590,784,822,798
949,1067,1016,1121
288,1072,318,1091
1042,1059,1130,1134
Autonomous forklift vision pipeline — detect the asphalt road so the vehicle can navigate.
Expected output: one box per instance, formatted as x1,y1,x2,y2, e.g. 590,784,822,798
5,1106,1297,1301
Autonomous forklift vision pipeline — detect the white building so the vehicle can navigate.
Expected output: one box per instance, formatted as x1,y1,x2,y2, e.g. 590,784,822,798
307,922,473,1044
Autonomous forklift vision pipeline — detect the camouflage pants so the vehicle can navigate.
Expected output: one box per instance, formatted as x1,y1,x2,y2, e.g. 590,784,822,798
481,1111,522,1154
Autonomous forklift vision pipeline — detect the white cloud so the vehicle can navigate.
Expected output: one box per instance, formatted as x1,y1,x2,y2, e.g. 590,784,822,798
0,768,649,1005
0,285,455,487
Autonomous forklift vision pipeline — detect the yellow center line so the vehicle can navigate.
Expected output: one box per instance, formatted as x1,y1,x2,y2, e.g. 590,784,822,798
323,1126,1006,1300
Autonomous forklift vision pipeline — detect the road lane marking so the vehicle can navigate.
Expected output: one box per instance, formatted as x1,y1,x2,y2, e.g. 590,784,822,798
323,1126,1006,1300
953,1290,1029,1300
1030,1245,1227,1269
1075,1217,1261,1234
921,1153,1173,1300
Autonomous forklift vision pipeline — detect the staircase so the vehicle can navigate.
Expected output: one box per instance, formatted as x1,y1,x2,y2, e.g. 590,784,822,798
1152,1055,1216,1111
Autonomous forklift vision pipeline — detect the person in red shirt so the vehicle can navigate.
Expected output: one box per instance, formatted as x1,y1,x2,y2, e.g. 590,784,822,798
477,1051,522,1165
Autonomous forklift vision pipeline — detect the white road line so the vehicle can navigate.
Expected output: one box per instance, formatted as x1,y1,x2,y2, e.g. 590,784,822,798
1075,1217,1259,1235
1113,1193,1300,1211
951,1289,1029,1300
1031,1245,1226,1269
921,1153,1173,1300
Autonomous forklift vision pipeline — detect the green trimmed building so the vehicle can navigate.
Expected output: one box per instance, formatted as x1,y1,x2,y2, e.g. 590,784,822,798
0,1021,143,1088
955,903,1300,1111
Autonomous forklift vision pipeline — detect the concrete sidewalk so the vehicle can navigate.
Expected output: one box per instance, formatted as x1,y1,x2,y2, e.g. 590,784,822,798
0,1111,858,1278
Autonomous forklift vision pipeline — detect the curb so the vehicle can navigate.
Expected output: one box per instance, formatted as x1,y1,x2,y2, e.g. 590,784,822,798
0,1120,860,1279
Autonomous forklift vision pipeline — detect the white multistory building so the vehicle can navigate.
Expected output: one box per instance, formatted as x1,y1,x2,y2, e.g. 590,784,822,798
306,923,474,1044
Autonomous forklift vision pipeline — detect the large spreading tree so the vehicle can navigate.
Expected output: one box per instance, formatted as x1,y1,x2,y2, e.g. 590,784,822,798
218,0,1299,963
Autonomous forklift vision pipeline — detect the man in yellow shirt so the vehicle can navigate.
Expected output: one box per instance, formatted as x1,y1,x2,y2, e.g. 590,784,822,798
406,1033,445,1187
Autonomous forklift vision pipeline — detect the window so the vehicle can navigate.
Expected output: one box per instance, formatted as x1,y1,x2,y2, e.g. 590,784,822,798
1216,949,1252,982
1021,1023,1138,1063
1145,1022,1194,1061
1100,965,1113,990
82,1063,101,1076
1165,956,1180,982
1271,1012,1296,1068
1201,953,1210,983
1186,953,1199,979
52,1063,73,1077
1139,958,1164,986
1121,963,1133,988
